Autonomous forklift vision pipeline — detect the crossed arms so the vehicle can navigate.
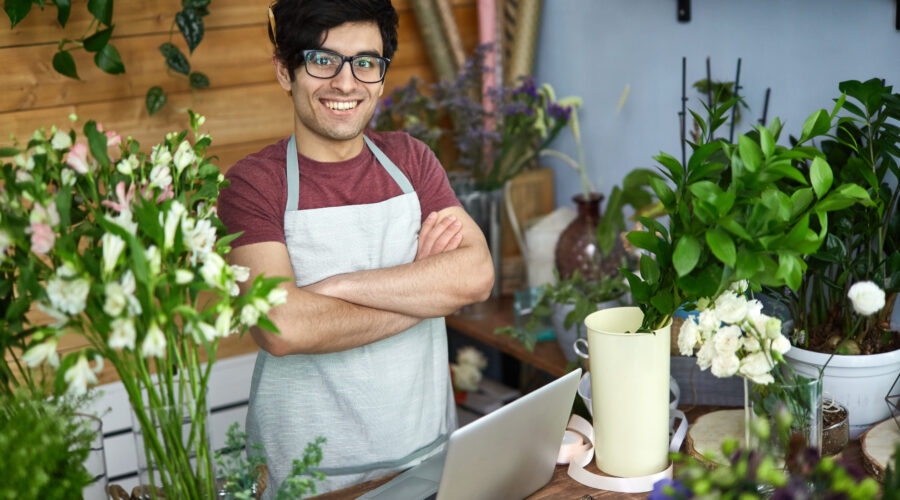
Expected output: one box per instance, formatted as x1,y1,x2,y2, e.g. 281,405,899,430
228,206,494,356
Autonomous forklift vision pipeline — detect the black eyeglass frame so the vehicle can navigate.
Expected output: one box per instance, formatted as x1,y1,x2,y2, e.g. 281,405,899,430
301,49,391,83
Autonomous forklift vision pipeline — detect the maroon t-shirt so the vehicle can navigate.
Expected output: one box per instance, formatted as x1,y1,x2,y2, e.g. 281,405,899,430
218,130,460,248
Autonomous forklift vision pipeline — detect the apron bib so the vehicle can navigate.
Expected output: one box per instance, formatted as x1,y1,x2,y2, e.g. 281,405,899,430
247,135,457,498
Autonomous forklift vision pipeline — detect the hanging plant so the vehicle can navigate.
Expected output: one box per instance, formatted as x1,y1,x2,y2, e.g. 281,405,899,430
4,0,211,116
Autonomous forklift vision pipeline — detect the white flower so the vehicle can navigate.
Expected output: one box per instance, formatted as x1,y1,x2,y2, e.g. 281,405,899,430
714,291,748,324
771,334,792,355
763,317,783,339
142,323,167,358
175,269,194,284
241,304,260,327
182,217,216,262
22,339,60,368
37,302,68,328
231,265,250,283
61,168,76,187
742,334,761,353
64,355,98,395
0,230,9,256
120,270,142,316
108,317,137,350
267,288,288,306
151,144,172,167
697,309,719,336
146,245,161,275
51,130,72,150
16,170,33,184
215,307,234,338
111,209,138,235
101,232,126,275
745,299,763,320
696,341,716,371
451,363,482,392
149,164,173,190
457,346,487,370
117,155,140,175
173,140,196,175
200,253,227,289
187,321,217,343
728,280,749,294
712,325,742,355
253,297,271,315
103,281,127,317
711,352,740,378
739,351,775,385
847,281,886,317
164,202,186,249
46,265,90,315
678,318,700,356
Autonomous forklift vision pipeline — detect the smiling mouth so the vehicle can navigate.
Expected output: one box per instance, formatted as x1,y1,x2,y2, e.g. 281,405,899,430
323,100,360,111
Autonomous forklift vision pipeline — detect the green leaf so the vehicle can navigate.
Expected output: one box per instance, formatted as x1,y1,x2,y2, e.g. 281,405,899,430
639,254,660,285
4,0,31,28
159,42,190,75
54,0,70,26
672,235,701,277
775,252,803,291
0,147,20,157
687,180,722,204
189,71,209,89
650,292,674,316
83,26,113,52
145,86,167,115
830,92,846,120
52,50,79,79
87,0,112,25
654,152,684,185
176,8,204,53
809,157,833,199
800,109,831,142
758,125,775,158
94,43,124,74
706,228,736,268
736,253,763,280
766,160,807,185
622,270,651,303
649,177,675,208
713,191,735,216
738,134,763,172
626,230,660,254
790,188,814,218
84,121,109,168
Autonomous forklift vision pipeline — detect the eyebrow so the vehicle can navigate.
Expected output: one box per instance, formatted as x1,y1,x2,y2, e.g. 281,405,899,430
319,47,383,58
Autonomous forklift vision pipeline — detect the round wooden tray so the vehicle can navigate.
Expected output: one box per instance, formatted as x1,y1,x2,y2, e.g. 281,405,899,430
860,418,900,481
685,408,746,465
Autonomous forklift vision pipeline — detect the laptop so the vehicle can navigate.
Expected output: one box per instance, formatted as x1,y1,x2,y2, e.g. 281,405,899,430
358,368,582,500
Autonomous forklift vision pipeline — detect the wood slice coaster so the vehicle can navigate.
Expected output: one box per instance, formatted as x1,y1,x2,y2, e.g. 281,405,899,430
860,418,900,481
685,409,746,466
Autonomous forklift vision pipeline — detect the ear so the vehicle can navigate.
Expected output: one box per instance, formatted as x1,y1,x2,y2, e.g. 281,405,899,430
272,55,293,92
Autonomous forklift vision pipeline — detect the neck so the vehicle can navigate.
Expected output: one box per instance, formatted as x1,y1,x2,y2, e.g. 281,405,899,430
293,123,365,162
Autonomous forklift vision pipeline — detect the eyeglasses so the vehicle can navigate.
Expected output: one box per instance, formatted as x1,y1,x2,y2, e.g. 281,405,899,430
301,49,390,84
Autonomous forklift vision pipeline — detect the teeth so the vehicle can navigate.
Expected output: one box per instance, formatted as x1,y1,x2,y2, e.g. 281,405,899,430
325,100,357,110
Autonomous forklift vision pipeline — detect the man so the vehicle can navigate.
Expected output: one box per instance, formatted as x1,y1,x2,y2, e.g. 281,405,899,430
217,0,494,496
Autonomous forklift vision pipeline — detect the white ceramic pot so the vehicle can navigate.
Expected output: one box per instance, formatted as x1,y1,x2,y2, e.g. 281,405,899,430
578,307,670,477
783,345,900,438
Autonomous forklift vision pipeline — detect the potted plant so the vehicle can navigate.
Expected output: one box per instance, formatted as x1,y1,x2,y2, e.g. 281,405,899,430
767,78,900,437
581,93,869,477
0,113,314,498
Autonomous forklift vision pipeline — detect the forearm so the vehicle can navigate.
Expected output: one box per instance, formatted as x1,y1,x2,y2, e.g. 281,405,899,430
252,285,422,355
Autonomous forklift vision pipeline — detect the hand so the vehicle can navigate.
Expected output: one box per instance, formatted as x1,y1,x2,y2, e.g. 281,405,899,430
416,212,462,261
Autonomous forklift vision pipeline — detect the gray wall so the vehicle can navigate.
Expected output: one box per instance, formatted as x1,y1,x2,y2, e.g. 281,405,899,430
534,0,900,206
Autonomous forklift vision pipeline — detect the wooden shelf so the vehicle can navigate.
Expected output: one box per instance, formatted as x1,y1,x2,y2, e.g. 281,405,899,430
446,296,569,378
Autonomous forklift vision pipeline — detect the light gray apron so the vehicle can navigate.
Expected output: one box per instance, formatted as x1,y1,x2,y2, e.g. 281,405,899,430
246,135,457,498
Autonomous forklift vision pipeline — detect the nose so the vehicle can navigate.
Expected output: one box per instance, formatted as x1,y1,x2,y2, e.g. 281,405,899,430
330,60,358,92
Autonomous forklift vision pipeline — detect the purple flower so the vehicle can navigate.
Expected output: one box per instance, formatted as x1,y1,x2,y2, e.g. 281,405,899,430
512,77,538,99
547,102,572,121
383,96,393,108
648,478,691,500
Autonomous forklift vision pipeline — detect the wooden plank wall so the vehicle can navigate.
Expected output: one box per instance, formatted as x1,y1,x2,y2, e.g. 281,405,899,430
0,0,478,172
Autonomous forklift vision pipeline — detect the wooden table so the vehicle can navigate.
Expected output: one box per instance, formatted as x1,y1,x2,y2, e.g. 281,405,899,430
446,296,570,378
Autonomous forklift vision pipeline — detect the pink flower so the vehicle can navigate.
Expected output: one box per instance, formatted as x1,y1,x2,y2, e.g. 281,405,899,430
29,222,55,254
66,143,89,174
96,122,121,148
101,181,136,212
33,200,60,226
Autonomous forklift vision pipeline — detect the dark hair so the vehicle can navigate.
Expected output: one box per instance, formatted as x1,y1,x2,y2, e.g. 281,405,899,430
268,0,399,81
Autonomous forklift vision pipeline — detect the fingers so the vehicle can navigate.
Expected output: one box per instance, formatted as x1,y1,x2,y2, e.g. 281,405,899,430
416,212,462,261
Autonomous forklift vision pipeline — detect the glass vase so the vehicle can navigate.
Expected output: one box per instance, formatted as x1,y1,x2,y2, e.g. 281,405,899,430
131,398,213,499
73,413,108,500
751,375,823,459
554,193,624,282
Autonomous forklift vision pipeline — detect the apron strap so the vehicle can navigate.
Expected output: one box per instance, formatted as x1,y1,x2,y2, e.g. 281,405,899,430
284,134,415,213
315,431,449,477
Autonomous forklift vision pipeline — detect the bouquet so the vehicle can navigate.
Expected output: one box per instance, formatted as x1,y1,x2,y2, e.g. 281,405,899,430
0,112,284,498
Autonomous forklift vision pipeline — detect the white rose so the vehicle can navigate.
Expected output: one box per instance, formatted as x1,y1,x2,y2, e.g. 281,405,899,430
22,338,60,368
677,318,700,356
451,363,482,392
457,346,487,370
764,317,783,339
742,334,761,353
697,309,720,336
103,282,127,317
142,323,167,359
728,280,749,294
108,317,137,350
771,334,791,355
714,291,748,324
711,352,740,378
847,281,886,317
739,351,775,385
51,130,72,150
696,341,716,371
712,324,742,356
64,355,99,395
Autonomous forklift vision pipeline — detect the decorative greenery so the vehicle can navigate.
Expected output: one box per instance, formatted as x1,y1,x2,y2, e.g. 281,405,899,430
0,391,97,500
215,422,325,500
0,112,284,497
768,78,900,355
374,45,579,191
650,412,880,500
4,0,212,115
625,95,871,332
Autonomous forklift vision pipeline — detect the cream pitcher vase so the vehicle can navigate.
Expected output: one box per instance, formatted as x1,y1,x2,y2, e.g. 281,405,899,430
574,307,670,477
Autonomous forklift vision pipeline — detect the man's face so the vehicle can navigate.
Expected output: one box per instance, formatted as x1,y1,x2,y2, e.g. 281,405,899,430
279,21,385,146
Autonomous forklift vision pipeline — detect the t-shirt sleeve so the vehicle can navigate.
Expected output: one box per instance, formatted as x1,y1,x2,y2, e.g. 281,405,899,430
405,135,461,220
218,156,287,248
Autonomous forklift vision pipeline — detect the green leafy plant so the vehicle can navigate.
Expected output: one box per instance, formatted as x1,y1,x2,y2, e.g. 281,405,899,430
625,95,871,332
4,0,211,115
0,391,97,500
768,78,900,355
